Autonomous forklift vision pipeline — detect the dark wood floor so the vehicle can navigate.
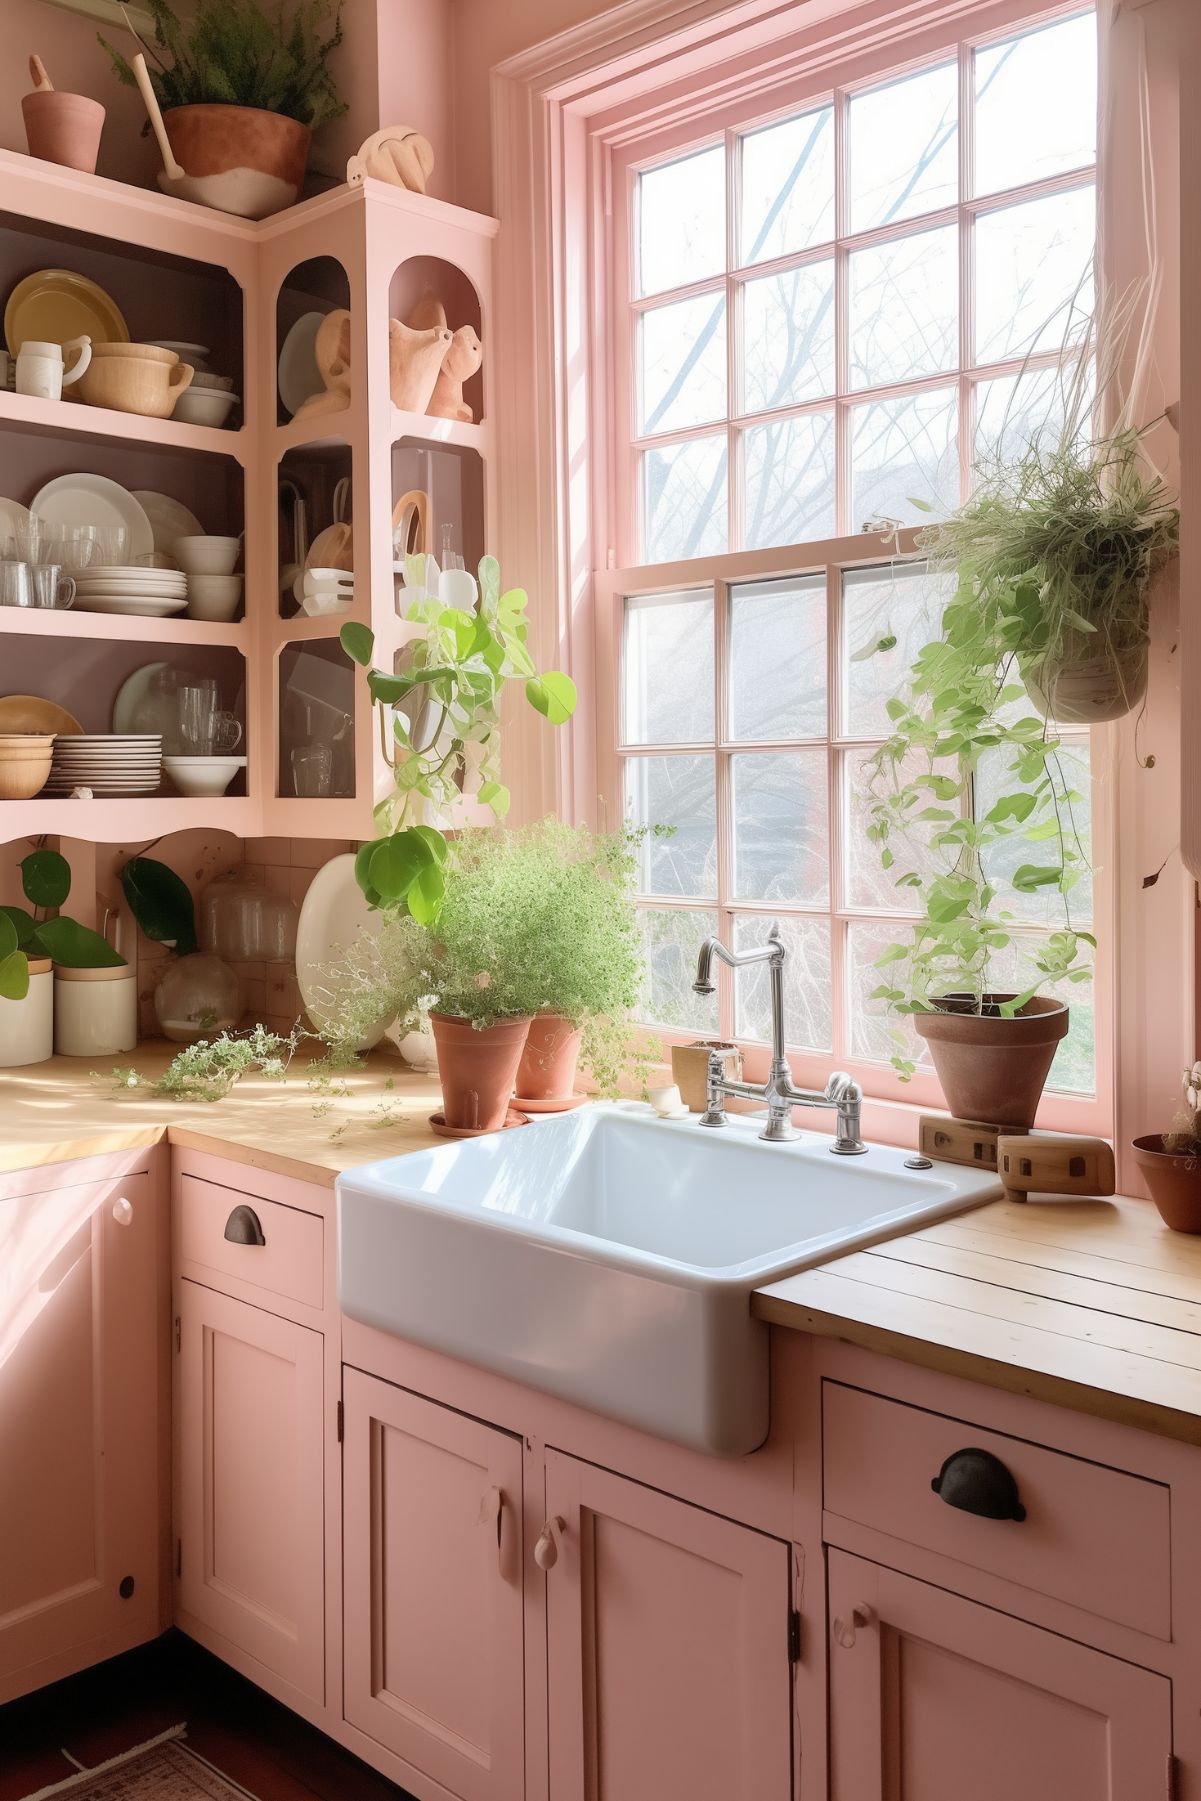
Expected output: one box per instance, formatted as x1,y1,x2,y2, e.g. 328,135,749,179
0,1633,414,1801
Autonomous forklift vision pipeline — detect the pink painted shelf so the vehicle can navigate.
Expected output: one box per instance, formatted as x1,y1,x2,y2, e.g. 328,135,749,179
0,609,248,648
0,390,248,463
0,795,257,834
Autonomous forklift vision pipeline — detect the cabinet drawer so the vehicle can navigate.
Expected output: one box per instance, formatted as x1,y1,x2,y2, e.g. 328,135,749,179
822,1382,1171,1640
175,1175,324,1311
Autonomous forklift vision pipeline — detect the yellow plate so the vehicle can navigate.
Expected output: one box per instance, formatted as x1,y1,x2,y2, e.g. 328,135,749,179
0,696,83,736
4,270,129,358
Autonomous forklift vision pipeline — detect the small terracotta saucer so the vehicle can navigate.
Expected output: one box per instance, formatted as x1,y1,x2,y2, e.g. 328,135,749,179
429,1107,529,1140
513,1092,590,1114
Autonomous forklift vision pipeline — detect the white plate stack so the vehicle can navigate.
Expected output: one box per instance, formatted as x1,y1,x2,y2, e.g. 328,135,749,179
44,734,163,796
73,566,188,618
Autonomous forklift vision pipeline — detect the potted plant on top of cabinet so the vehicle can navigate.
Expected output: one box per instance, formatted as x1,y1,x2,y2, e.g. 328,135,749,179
862,565,1094,1129
0,849,131,1065
100,0,346,218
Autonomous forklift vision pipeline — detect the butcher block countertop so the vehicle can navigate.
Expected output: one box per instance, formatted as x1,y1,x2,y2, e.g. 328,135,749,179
754,1194,1201,1445
0,1043,446,1186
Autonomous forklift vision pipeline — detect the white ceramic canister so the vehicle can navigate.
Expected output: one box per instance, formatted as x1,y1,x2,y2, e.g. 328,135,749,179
16,335,91,402
0,956,54,1066
54,963,138,1056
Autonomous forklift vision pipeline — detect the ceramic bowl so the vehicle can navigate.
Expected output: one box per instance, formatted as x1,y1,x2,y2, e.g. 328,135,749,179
163,754,246,797
0,740,54,799
186,574,243,621
78,347,193,419
174,535,241,578
172,387,238,428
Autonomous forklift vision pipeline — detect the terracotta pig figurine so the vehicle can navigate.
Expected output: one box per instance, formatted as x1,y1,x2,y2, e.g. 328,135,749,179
389,317,454,413
428,325,483,423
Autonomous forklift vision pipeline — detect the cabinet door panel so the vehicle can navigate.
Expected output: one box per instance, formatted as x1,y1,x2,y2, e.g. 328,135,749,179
0,1169,159,1697
545,1450,793,1801
342,1368,525,1801
177,1281,324,1701
828,1549,1171,1801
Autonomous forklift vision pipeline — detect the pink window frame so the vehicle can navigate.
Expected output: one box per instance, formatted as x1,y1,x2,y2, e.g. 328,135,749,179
591,0,1113,1140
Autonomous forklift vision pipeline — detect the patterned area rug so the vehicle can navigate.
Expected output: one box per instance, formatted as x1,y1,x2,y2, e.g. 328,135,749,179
23,1729,262,1801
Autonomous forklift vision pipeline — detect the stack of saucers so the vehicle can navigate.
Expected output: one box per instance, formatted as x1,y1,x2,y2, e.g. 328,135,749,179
43,734,162,796
73,566,188,618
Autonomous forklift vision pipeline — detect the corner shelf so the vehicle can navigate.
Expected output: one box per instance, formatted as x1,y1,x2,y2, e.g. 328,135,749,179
0,390,248,463
390,408,487,453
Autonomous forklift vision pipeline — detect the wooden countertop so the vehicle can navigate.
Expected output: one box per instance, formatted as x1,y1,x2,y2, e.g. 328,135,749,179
0,1043,446,1187
754,1194,1201,1445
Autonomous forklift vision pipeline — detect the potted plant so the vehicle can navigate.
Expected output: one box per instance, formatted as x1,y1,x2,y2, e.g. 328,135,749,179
101,0,345,214
863,566,1094,1129
1133,1064,1201,1233
341,552,577,928
922,358,1178,727
0,849,131,1064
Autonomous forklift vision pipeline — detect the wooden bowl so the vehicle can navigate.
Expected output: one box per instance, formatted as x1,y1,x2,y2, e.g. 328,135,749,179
0,743,54,799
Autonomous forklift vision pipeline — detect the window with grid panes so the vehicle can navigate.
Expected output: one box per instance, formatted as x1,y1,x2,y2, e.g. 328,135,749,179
612,8,1101,1104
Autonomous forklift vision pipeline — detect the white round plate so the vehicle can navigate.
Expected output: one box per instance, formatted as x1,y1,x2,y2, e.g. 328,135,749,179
295,852,398,1050
111,663,170,736
75,595,188,617
278,311,325,417
31,475,153,564
131,491,205,562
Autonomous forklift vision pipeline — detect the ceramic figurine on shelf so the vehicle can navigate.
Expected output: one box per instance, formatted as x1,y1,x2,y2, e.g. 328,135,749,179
388,317,453,414
293,309,352,421
22,55,105,176
346,126,434,193
405,296,483,422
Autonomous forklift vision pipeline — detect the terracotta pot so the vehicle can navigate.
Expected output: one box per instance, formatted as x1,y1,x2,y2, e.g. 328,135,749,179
1024,638,1148,726
78,345,192,418
1132,1135,1201,1233
671,1039,744,1112
915,994,1069,1130
430,1012,533,1134
517,1013,583,1101
164,105,310,215
22,91,105,174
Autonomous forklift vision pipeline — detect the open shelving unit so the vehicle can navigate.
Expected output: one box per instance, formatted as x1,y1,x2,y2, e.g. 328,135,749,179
0,148,498,845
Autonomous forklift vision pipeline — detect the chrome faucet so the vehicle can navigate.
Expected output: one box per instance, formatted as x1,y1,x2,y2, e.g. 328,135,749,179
692,924,867,1154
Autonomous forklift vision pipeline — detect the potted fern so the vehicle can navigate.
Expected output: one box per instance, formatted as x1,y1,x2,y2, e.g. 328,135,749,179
101,0,346,215
864,571,1094,1128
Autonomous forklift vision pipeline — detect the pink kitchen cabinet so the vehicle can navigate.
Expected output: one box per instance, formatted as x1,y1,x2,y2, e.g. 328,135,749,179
175,1279,325,1704
0,1159,164,1704
543,1449,795,1801
827,1548,1173,1800
341,1367,526,1801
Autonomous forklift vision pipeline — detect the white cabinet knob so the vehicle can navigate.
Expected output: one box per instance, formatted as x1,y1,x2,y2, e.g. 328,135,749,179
534,1515,566,1572
112,1196,134,1227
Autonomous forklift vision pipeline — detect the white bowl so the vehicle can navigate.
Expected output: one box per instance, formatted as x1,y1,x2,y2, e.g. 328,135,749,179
175,534,240,578
163,755,246,797
173,387,237,428
187,573,243,622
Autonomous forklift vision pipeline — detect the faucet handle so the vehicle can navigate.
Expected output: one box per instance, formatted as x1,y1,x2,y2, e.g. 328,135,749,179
824,1070,857,1103
698,1045,739,1129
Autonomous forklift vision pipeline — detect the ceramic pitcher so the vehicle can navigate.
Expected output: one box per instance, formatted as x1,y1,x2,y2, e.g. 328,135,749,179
16,335,91,401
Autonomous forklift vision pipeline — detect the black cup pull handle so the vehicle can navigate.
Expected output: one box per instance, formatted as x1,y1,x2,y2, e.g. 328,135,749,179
223,1204,266,1247
931,1447,1026,1522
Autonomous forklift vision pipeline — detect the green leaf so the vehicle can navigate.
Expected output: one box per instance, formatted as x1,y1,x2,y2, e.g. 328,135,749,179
21,849,71,909
354,841,379,901
0,948,29,1002
985,792,1037,824
340,621,375,668
1012,863,1065,892
406,860,445,926
478,779,511,817
33,917,125,969
369,831,434,904
525,671,577,725
410,825,449,864
120,857,199,956
0,912,19,961
367,670,414,705
0,905,38,948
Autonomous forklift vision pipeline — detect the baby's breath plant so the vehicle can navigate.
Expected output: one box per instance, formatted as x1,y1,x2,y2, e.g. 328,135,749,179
106,1024,301,1102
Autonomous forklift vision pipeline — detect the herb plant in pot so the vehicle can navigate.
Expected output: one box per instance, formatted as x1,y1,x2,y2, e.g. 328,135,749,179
864,568,1093,1129
1132,1064,1201,1233
101,0,346,218
0,850,130,1064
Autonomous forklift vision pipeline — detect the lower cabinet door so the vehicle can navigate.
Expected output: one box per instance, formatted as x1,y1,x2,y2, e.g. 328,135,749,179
828,1549,1172,1800
342,1367,526,1801
0,1169,160,1700
176,1281,325,1702
544,1449,794,1801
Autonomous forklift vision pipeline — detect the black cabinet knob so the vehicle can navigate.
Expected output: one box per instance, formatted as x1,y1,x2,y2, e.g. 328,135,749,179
223,1204,266,1246
931,1447,1026,1521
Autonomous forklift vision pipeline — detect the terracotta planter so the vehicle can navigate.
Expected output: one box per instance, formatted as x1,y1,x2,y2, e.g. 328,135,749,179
517,1013,583,1101
671,1039,744,1112
22,91,105,174
1132,1135,1201,1233
1024,638,1148,726
164,105,310,218
430,1012,533,1134
915,994,1069,1130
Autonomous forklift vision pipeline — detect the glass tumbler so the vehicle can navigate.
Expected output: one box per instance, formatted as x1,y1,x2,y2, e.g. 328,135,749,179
30,564,75,609
292,744,333,797
0,562,33,607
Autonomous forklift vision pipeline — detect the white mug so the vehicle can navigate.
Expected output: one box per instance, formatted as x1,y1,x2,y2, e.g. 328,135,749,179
16,335,91,402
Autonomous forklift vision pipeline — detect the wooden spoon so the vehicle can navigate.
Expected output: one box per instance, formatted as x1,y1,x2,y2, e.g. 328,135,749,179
29,55,53,93
130,52,186,183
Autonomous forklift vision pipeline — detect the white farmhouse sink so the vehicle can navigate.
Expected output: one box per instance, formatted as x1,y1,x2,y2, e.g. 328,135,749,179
337,1105,1001,1456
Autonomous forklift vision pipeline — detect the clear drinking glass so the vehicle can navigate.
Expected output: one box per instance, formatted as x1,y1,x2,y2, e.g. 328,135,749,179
178,684,242,755
30,564,75,609
0,562,33,607
291,744,333,797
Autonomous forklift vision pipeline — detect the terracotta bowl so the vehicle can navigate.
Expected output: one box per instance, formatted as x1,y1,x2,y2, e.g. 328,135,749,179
1132,1135,1201,1233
